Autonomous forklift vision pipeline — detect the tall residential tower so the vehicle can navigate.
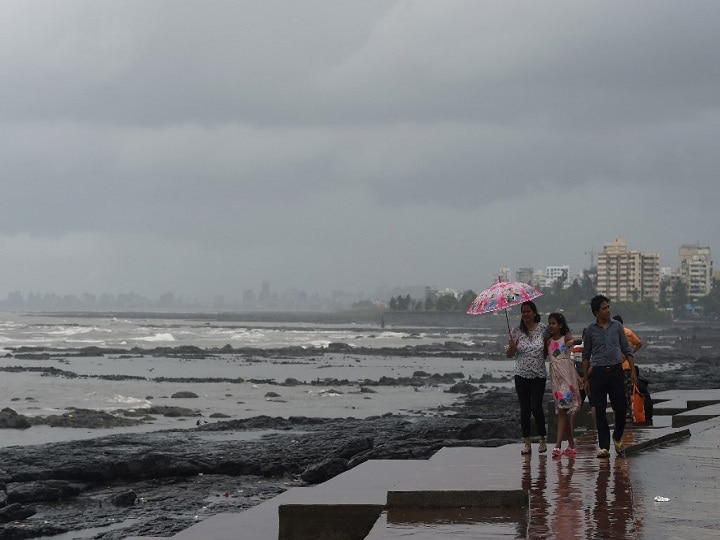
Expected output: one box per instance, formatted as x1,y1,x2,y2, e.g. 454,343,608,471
596,237,660,303
678,244,713,300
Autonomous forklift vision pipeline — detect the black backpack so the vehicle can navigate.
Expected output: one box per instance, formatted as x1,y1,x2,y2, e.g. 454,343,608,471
636,375,653,421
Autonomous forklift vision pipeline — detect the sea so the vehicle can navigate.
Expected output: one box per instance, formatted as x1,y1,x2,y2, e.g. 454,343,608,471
0,312,681,450
0,312,517,449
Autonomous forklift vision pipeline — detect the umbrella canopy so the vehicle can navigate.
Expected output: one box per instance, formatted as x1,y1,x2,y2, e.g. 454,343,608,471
467,279,543,333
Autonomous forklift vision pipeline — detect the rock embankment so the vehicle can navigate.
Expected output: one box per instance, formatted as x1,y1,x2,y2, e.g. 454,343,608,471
0,388,520,539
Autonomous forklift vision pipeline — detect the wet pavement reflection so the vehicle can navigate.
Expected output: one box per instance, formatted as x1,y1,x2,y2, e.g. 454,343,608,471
380,506,527,538
522,432,639,539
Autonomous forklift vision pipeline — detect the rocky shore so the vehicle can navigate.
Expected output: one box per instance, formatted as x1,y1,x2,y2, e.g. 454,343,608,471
0,324,718,539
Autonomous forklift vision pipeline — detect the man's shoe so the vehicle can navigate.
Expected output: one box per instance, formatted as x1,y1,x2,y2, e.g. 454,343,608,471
538,439,547,453
597,448,610,458
521,443,531,455
614,439,626,457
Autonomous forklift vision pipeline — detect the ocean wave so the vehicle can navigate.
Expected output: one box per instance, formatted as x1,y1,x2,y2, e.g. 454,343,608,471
134,333,176,342
48,326,105,336
108,395,152,407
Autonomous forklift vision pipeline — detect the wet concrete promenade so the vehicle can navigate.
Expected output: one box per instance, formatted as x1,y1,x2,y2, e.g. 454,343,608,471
127,389,720,539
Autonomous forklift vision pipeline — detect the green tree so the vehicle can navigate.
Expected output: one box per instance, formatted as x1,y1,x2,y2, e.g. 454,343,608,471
658,277,672,308
564,279,585,306
458,289,477,311
351,300,375,310
671,280,689,317
696,278,720,319
435,294,458,311
551,269,569,296
389,295,413,311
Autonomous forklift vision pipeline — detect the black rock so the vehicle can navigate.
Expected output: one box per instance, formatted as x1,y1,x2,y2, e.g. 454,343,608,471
8,480,84,504
0,503,36,523
111,490,137,507
171,391,199,399
0,408,31,429
301,457,348,483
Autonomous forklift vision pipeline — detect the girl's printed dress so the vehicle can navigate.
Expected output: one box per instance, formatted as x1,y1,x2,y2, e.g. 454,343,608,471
548,336,581,412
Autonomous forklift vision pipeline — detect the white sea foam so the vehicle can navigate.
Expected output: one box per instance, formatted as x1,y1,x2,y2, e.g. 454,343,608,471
308,340,332,348
109,395,152,407
48,326,99,336
135,333,176,342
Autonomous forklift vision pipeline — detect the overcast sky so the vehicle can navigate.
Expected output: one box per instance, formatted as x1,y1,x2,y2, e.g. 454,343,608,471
1,0,718,302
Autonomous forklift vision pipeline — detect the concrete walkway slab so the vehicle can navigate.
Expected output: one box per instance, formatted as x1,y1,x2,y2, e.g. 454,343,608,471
127,390,716,540
136,460,425,540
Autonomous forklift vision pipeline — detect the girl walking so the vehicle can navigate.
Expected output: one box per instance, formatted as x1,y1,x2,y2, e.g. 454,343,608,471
546,312,582,457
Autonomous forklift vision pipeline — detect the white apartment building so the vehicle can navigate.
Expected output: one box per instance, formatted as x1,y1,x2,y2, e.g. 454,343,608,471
678,244,713,299
545,265,574,289
596,237,660,303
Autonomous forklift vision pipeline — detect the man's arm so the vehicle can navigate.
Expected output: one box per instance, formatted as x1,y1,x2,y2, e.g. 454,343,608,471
618,324,633,358
582,357,591,395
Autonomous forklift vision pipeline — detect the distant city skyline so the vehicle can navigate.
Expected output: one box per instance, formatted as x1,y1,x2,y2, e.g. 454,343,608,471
2,238,711,311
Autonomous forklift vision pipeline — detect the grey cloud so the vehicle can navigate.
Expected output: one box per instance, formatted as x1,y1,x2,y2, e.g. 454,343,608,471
1,0,719,299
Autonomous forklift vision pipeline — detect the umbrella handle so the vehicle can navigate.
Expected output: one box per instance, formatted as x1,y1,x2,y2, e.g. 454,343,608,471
505,308,511,336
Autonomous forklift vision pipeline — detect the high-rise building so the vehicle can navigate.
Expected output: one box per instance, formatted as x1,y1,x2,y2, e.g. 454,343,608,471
678,244,713,300
596,237,660,303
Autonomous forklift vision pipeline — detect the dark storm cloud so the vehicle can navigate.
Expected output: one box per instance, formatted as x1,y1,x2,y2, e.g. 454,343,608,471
0,0,719,298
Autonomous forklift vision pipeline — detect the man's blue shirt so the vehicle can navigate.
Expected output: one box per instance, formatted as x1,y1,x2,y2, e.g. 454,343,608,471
582,319,633,367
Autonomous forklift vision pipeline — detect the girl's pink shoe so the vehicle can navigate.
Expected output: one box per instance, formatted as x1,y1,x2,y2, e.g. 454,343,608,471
562,447,577,457
552,447,563,457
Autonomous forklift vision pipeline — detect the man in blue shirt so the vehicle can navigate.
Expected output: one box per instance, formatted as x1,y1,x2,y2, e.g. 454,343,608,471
582,294,636,458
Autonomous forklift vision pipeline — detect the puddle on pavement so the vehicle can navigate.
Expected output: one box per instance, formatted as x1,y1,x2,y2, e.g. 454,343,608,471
522,439,639,539
367,507,527,538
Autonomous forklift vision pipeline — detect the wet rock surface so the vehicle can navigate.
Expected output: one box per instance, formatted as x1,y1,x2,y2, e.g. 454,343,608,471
0,389,523,539
0,323,717,539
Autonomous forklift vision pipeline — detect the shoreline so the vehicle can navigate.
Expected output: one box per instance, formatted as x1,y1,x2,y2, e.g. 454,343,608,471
0,324,718,537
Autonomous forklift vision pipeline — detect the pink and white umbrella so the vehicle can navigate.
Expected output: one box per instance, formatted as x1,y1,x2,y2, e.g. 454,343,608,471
467,278,543,333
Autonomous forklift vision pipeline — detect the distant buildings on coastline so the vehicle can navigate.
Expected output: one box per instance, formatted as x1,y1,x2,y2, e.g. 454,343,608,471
0,238,713,312
508,237,713,306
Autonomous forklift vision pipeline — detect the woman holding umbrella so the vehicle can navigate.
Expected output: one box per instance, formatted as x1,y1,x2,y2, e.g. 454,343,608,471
506,300,548,455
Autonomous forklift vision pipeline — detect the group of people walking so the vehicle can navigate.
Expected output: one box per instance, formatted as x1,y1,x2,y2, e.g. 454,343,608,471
505,294,641,459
